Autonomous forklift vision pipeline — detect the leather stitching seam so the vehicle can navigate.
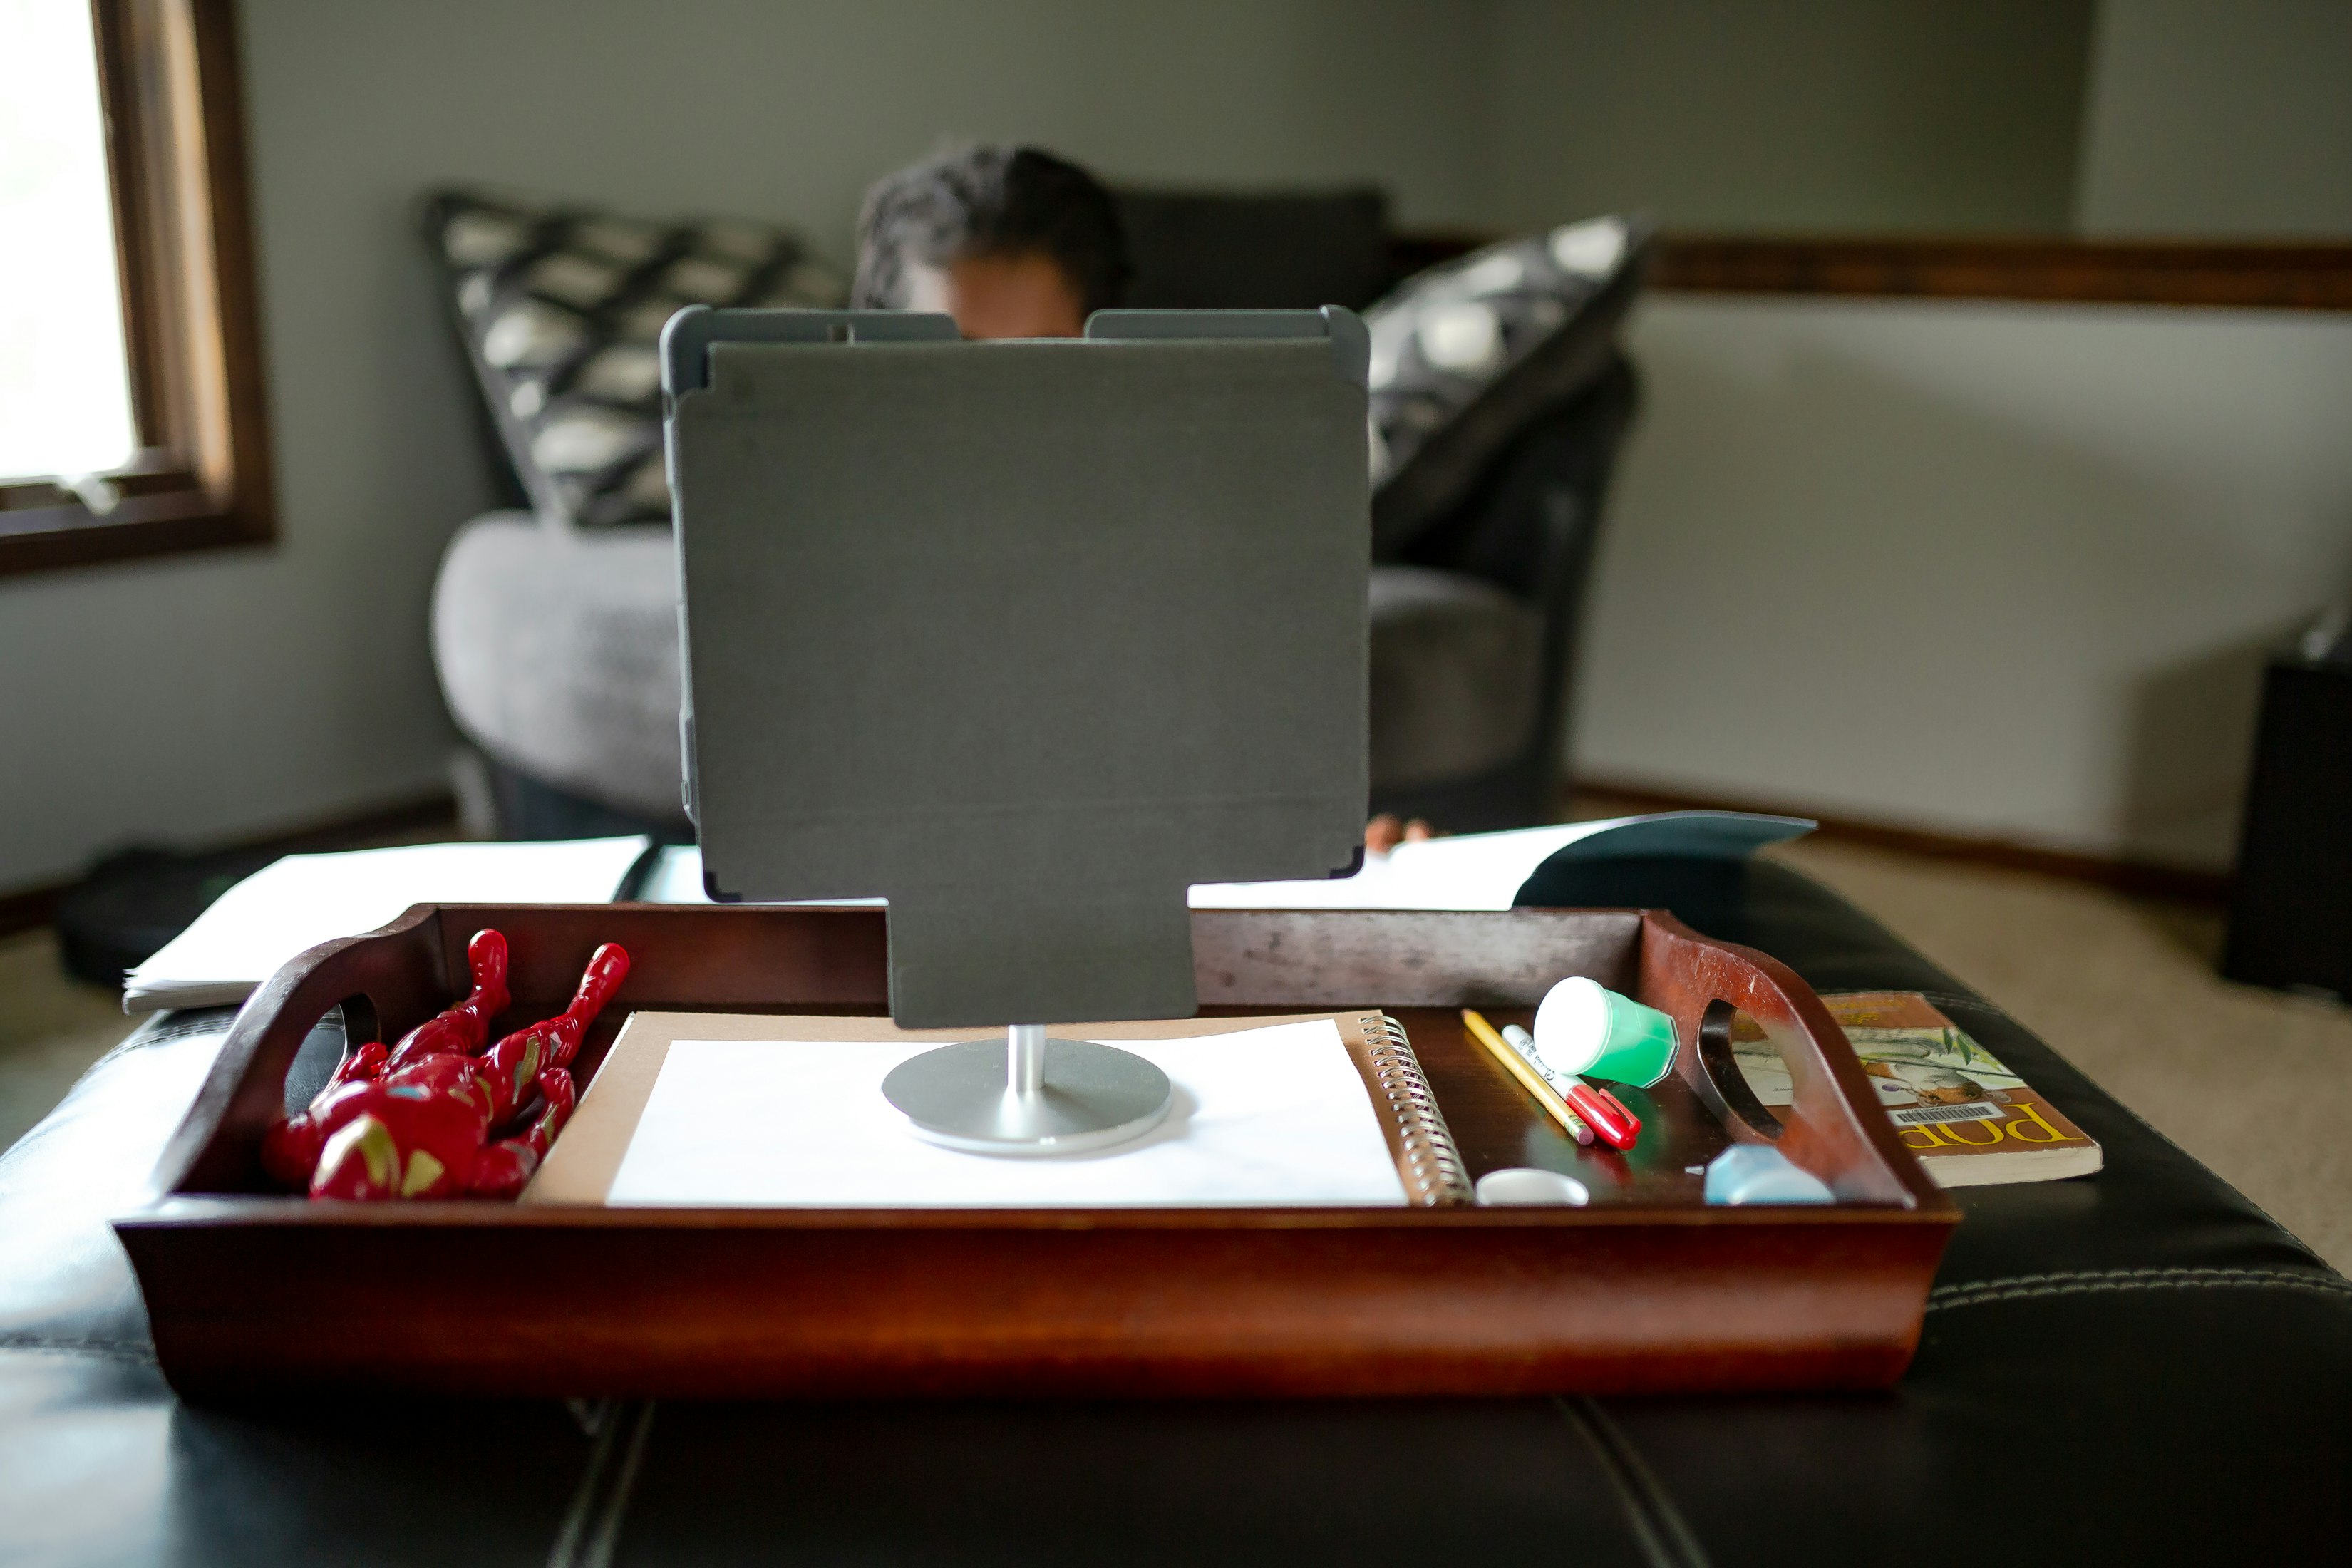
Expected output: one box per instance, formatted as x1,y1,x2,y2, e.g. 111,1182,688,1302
546,1398,656,1568
1929,1266,2352,1312
1554,1396,1713,1568
0,1336,160,1366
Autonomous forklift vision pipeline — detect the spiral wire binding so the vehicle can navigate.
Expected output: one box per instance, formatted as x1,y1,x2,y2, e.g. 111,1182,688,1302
1368,1014,1472,1205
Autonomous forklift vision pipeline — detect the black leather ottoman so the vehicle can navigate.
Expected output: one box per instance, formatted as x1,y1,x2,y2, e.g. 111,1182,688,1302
4,862,2346,1567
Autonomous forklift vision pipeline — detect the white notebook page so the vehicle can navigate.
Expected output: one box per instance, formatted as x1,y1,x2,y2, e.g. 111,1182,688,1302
606,1018,1405,1207
641,811,1810,913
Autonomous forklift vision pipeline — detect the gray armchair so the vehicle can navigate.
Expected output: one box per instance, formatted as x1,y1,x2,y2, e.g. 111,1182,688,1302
430,190,1641,840
1368,354,1638,830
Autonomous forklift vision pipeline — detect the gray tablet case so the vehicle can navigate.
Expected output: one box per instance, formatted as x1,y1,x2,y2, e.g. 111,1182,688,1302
663,306,1371,1028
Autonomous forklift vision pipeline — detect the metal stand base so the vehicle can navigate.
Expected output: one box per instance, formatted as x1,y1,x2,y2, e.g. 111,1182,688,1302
881,1024,1173,1156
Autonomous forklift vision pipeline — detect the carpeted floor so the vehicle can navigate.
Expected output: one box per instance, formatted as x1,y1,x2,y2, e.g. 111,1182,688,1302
0,928,140,1154
1766,837,2352,1272
1,841,2346,1271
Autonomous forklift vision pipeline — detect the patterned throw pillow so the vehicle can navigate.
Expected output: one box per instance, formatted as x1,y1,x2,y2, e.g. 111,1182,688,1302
1366,216,1650,554
423,190,845,527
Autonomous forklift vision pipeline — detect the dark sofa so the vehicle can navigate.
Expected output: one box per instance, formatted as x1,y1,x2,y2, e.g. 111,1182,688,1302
4,858,2344,1564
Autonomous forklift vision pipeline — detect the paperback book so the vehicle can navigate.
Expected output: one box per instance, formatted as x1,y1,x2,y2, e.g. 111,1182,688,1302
1733,991,2100,1187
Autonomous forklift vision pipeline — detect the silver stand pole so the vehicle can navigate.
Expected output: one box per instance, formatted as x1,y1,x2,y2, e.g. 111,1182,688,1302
882,1021,1173,1157
1008,1023,1046,1096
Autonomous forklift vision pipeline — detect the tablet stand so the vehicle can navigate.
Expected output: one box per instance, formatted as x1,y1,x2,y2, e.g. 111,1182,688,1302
880,1025,1172,1155
664,305,1369,1156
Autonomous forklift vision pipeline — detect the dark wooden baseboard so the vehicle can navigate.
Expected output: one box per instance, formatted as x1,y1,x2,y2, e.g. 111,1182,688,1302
1573,779,2234,907
1651,235,2352,313
0,790,458,942
1386,232,2352,313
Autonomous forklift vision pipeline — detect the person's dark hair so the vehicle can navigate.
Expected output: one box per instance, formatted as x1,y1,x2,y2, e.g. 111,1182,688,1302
852,143,1131,318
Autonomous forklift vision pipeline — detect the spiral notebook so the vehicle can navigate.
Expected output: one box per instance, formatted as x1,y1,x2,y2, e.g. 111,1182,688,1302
524,1011,1469,1209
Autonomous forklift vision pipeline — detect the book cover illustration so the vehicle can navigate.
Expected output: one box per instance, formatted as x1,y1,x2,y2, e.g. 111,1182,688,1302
1732,991,2101,1187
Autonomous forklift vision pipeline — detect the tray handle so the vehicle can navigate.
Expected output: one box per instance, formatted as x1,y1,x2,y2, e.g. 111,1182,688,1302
1638,912,1935,1207
1690,997,1786,1140
148,905,450,1197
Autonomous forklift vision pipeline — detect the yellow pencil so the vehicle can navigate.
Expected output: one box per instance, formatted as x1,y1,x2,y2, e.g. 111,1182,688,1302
1461,1007,1593,1145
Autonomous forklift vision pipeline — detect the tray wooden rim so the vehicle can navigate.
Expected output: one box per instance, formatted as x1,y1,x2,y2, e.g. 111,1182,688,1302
122,1194,1957,1231
117,902,1961,1400
133,901,1956,1228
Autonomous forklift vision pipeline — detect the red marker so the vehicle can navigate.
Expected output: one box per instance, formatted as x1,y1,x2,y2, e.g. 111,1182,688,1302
1562,1078,1641,1150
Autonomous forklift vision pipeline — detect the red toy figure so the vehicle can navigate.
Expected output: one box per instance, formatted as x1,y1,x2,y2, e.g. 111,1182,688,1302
261,937,628,1202
386,927,510,1067
262,928,510,1182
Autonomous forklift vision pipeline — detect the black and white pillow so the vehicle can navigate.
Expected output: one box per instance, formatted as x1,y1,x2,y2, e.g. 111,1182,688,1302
423,190,845,527
1365,215,1649,552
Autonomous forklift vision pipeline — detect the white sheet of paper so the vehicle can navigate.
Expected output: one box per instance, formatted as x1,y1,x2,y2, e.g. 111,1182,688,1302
606,1019,1405,1207
123,837,650,1011
1187,811,1813,909
644,822,1621,912
639,811,1812,914
635,844,717,904
634,843,883,907
1186,819,1624,909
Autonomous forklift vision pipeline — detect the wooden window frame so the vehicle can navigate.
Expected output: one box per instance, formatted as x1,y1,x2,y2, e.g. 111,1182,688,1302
0,0,272,578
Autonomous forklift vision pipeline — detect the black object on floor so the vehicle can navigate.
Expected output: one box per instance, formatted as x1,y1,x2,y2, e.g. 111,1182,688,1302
51,845,283,988
2224,645,2352,1000
48,799,465,989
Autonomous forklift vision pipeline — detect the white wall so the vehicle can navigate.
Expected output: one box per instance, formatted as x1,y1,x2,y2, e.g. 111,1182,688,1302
1578,298,2352,869
243,0,1497,266
1482,0,2095,235
9,0,2351,894
0,0,1493,893
2078,0,2352,238
1475,0,2352,868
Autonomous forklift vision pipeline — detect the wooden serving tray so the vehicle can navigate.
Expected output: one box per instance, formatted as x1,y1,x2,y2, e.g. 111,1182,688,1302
118,904,1957,1401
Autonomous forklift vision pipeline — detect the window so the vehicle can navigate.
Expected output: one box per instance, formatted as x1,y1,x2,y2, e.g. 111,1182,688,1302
0,0,272,576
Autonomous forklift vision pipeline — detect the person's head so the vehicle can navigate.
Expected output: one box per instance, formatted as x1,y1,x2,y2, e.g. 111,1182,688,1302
852,144,1130,339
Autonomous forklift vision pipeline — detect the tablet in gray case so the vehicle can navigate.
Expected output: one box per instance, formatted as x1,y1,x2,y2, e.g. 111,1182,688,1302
663,306,1369,1028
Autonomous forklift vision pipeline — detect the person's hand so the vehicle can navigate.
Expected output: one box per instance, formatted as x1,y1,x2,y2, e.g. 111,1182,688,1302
1364,814,1437,856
